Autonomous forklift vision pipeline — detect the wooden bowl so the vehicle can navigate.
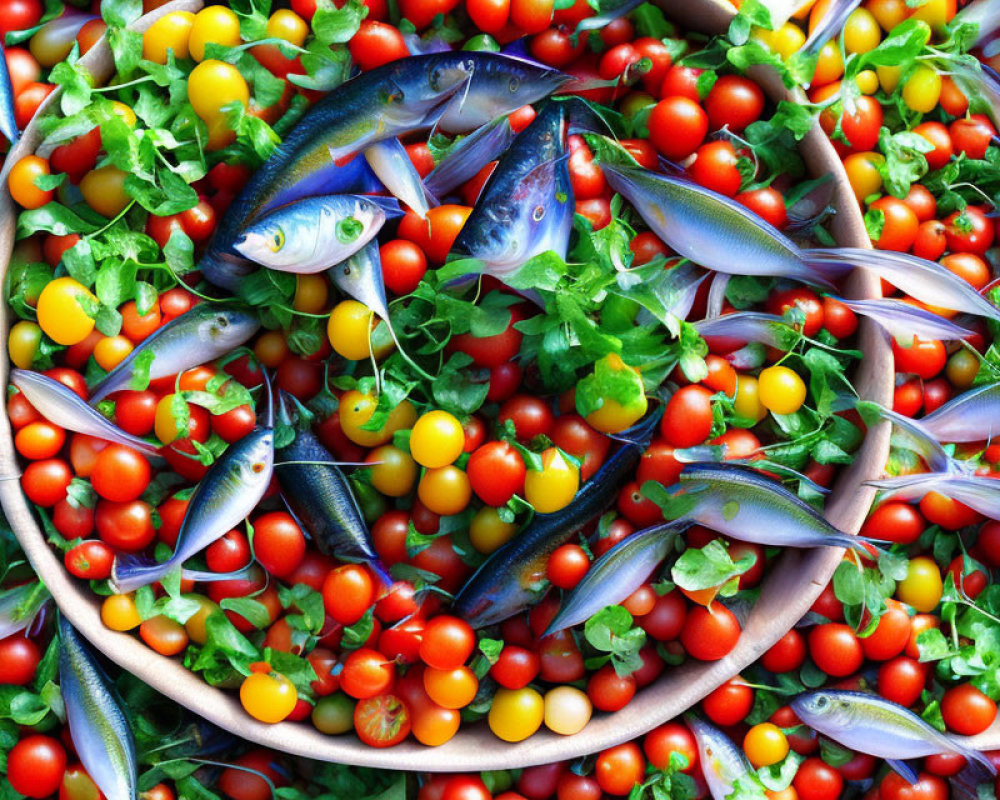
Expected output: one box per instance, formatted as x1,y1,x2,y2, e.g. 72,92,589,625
0,0,893,770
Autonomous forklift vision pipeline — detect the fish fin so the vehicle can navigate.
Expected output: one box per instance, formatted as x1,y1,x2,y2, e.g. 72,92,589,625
181,564,258,584
871,404,952,473
360,193,404,218
962,746,999,777
797,252,855,291
111,554,171,594
364,138,433,218
558,96,616,137
886,759,920,785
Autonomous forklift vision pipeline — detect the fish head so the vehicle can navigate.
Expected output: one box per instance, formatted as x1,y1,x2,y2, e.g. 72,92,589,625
231,427,276,488
197,307,260,350
377,56,475,129
436,54,570,132
234,209,306,270
791,691,854,730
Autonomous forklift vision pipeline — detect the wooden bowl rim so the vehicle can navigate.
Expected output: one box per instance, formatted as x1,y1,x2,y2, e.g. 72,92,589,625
0,0,906,770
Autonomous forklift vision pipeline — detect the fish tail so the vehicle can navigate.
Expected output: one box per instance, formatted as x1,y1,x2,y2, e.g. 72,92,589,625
800,249,855,289
372,559,394,589
956,743,998,776
180,564,257,584
111,554,172,594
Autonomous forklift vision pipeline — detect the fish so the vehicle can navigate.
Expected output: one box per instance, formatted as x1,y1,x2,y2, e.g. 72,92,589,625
233,194,402,274
88,305,260,406
58,615,138,800
111,392,275,593
601,163,850,289
274,392,389,581
451,101,574,288
424,117,515,199
869,405,953,474
919,381,1000,443
11,370,161,457
0,582,51,639
687,715,758,800
452,410,661,629
866,472,1000,520
363,137,437,218
803,249,1000,322
670,463,875,552
201,53,570,291
544,520,688,635
791,690,997,779
692,312,794,351
0,43,19,146
800,0,863,59
831,297,974,345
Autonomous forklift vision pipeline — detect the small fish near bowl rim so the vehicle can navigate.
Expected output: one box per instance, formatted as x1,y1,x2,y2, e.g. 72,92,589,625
0,0,900,771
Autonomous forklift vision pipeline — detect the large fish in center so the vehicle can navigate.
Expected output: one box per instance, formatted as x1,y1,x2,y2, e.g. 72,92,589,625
450,100,574,286
201,53,570,291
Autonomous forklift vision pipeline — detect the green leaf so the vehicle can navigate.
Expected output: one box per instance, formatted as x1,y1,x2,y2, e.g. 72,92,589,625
312,0,368,45
102,0,143,28
584,605,646,677
671,539,756,594
49,59,93,116
575,353,645,418
219,597,273,630
340,608,375,652
17,204,101,237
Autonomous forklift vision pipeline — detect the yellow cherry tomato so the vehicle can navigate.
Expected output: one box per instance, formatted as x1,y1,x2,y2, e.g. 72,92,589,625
418,466,472,516
908,0,955,33
743,723,789,768
769,22,806,58
154,393,187,444
142,11,196,63
266,9,309,46
812,40,844,87
410,410,465,468
80,166,131,218
328,300,375,361
733,375,767,424
855,69,880,95
844,152,885,203
489,687,544,742
101,594,141,631
183,595,220,645
8,321,41,369
758,365,807,416
897,556,943,612
581,353,647,434
188,60,249,122
93,335,134,371
543,686,592,735
9,155,54,210
945,349,979,390
902,65,942,114
189,5,242,62
469,506,518,554
110,101,138,127
205,115,238,152
867,0,908,31
36,277,97,346
293,274,328,314
877,65,902,93
843,8,881,53
240,670,298,724
339,390,417,448
524,448,580,513
367,444,418,497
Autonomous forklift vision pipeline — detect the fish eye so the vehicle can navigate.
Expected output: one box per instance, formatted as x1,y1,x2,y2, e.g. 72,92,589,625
216,316,229,329
251,462,265,474
532,206,545,222
270,228,285,253
815,696,829,708
508,76,520,93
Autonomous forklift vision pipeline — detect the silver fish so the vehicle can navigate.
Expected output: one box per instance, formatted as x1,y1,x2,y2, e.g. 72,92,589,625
234,194,401,274
791,690,996,778
602,163,849,289
872,405,952,473
866,472,1000,520
544,521,687,635
0,582,50,639
954,0,1000,51
0,43,19,146
89,305,259,406
11,370,161,456
918,381,1000,443
670,463,874,551
692,312,793,350
111,407,274,593
59,615,138,800
687,715,758,800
